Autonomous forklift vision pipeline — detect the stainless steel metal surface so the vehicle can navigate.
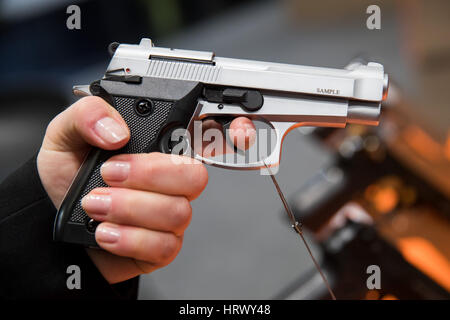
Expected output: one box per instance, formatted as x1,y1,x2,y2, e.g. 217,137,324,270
109,38,387,102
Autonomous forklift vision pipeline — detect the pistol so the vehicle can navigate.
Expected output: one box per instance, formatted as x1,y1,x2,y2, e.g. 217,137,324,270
54,38,388,247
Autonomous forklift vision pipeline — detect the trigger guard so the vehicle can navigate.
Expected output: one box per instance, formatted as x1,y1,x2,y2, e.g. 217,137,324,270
189,118,294,170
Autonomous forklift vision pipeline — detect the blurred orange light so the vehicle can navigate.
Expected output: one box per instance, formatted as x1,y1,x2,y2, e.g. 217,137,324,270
381,294,398,300
365,290,380,300
445,131,450,161
397,237,450,292
402,126,443,162
365,185,399,214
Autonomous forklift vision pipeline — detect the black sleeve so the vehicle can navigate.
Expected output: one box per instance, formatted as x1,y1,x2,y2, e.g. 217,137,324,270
0,155,139,299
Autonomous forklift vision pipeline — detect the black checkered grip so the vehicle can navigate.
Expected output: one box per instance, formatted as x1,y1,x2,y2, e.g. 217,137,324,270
69,97,173,224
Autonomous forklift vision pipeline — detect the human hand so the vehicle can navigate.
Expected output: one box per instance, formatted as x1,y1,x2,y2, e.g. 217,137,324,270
37,96,255,283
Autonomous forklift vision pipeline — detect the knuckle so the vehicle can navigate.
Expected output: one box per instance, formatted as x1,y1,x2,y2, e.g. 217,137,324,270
73,96,107,129
45,114,61,137
74,96,97,115
134,260,155,274
190,164,208,192
142,153,160,179
79,95,107,110
143,162,154,181
128,232,147,260
157,234,179,262
76,96,112,120
171,197,192,229
119,193,134,222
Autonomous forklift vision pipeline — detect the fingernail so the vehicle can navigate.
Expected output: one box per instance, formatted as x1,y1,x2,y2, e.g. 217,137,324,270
94,117,128,143
81,194,111,215
101,161,130,181
96,224,120,243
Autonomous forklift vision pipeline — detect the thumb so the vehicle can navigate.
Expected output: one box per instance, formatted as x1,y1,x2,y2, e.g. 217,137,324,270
42,96,130,153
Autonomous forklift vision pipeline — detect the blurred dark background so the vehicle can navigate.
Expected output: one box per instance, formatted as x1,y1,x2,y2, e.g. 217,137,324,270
1,0,449,299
